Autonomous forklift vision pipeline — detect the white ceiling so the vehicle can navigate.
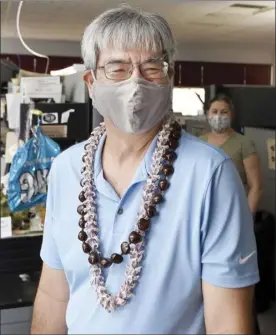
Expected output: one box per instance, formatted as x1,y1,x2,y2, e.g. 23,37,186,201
1,0,275,45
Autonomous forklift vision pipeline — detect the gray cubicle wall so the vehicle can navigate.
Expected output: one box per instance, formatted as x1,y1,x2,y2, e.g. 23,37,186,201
244,127,276,216
0,307,33,334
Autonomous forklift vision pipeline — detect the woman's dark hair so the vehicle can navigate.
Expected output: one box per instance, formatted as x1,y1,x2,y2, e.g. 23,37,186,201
207,93,235,112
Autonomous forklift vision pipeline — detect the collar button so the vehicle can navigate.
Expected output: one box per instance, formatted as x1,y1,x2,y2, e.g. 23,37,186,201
118,208,124,215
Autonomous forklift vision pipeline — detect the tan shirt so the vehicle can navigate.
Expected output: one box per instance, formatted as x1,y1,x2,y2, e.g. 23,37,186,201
199,132,256,186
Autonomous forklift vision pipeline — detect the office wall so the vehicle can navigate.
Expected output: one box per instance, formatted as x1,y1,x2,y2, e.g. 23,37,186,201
1,38,81,57
271,45,276,85
176,42,274,65
244,127,276,217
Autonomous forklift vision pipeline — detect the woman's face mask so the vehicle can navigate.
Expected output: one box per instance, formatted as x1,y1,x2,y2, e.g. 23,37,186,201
207,114,231,133
90,76,172,134
207,101,232,133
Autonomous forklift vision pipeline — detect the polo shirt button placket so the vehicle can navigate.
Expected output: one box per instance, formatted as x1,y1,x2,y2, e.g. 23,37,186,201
117,208,124,215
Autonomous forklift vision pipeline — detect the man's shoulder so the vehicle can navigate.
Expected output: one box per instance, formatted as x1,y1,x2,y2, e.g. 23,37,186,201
179,132,229,163
174,132,231,186
52,140,87,171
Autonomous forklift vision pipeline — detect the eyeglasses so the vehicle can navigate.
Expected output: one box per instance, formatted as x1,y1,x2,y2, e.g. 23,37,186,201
97,58,169,81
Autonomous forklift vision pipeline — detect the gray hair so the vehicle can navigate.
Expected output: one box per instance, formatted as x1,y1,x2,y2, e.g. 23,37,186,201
81,5,176,70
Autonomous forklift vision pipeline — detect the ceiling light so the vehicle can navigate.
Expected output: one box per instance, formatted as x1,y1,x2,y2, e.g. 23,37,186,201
50,64,85,76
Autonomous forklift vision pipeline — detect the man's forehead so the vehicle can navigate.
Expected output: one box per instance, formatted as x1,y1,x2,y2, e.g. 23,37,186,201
98,49,163,64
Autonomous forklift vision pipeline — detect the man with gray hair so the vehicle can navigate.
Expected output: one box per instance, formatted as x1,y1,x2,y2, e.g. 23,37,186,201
32,6,259,334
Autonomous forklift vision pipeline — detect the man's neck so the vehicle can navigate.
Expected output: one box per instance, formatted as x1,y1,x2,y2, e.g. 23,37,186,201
104,120,161,163
101,120,162,197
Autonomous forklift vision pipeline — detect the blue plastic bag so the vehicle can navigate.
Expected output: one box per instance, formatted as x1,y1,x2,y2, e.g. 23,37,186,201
8,126,60,212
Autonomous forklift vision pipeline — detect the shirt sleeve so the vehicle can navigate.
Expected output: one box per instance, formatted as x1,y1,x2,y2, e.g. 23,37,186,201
40,161,63,270
241,136,257,160
201,158,259,288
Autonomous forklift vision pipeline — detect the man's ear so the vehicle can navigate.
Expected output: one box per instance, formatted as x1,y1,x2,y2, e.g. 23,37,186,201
83,71,94,98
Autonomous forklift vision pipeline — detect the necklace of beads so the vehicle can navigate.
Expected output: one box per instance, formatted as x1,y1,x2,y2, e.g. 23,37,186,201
77,115,181,312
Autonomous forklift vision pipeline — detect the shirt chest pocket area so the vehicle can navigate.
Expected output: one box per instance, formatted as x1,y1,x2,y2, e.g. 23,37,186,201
52,211,90,276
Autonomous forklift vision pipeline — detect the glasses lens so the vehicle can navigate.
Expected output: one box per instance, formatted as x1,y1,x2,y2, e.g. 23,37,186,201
141,61,168,79
104,63,132,80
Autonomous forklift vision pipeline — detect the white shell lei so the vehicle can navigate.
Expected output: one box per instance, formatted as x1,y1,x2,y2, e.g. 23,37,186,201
81,114,175,312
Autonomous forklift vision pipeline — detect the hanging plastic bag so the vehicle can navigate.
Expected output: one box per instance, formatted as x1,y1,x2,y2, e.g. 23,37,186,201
8,125,60,212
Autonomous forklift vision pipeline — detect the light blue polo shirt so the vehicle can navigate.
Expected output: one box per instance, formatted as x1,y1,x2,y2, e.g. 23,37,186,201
41,131,259,334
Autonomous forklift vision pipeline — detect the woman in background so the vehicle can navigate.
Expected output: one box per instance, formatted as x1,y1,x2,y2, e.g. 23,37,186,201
200,94,263,215
200,94,263,334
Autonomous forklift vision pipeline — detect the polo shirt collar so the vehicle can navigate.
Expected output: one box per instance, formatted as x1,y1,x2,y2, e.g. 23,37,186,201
93,132,158,199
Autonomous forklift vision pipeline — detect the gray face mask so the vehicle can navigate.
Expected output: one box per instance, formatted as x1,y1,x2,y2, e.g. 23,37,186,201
91,77,172,134
208,115,231,133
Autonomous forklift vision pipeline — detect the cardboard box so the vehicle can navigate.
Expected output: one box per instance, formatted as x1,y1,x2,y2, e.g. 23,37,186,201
41,125,67,138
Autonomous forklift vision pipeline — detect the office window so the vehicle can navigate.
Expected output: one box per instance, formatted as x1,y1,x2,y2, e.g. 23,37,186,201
172,88,205,116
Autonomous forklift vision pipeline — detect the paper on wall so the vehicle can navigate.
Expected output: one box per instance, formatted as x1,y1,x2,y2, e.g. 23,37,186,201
1,217,12,238
1,98,6,118
21,94,62,104
20,76,60,85
6,93,21,130
21,82,62,95
1,173,10,195
266,138,276,170
5,131,19,164
61,109,75,124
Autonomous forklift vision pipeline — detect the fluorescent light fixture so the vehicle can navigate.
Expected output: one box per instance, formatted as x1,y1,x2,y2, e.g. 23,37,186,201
50,64,85,76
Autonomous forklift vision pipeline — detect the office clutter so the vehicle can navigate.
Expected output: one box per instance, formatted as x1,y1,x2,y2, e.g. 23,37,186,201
0,53,91,332
20,76,63,104
7,124,60,213
1,66,93,238
1,110,59,235
244,127,276,218
184,115,210,137
20,102,91,145
266,138,275,170
1,184,46,236
5,93,21,130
